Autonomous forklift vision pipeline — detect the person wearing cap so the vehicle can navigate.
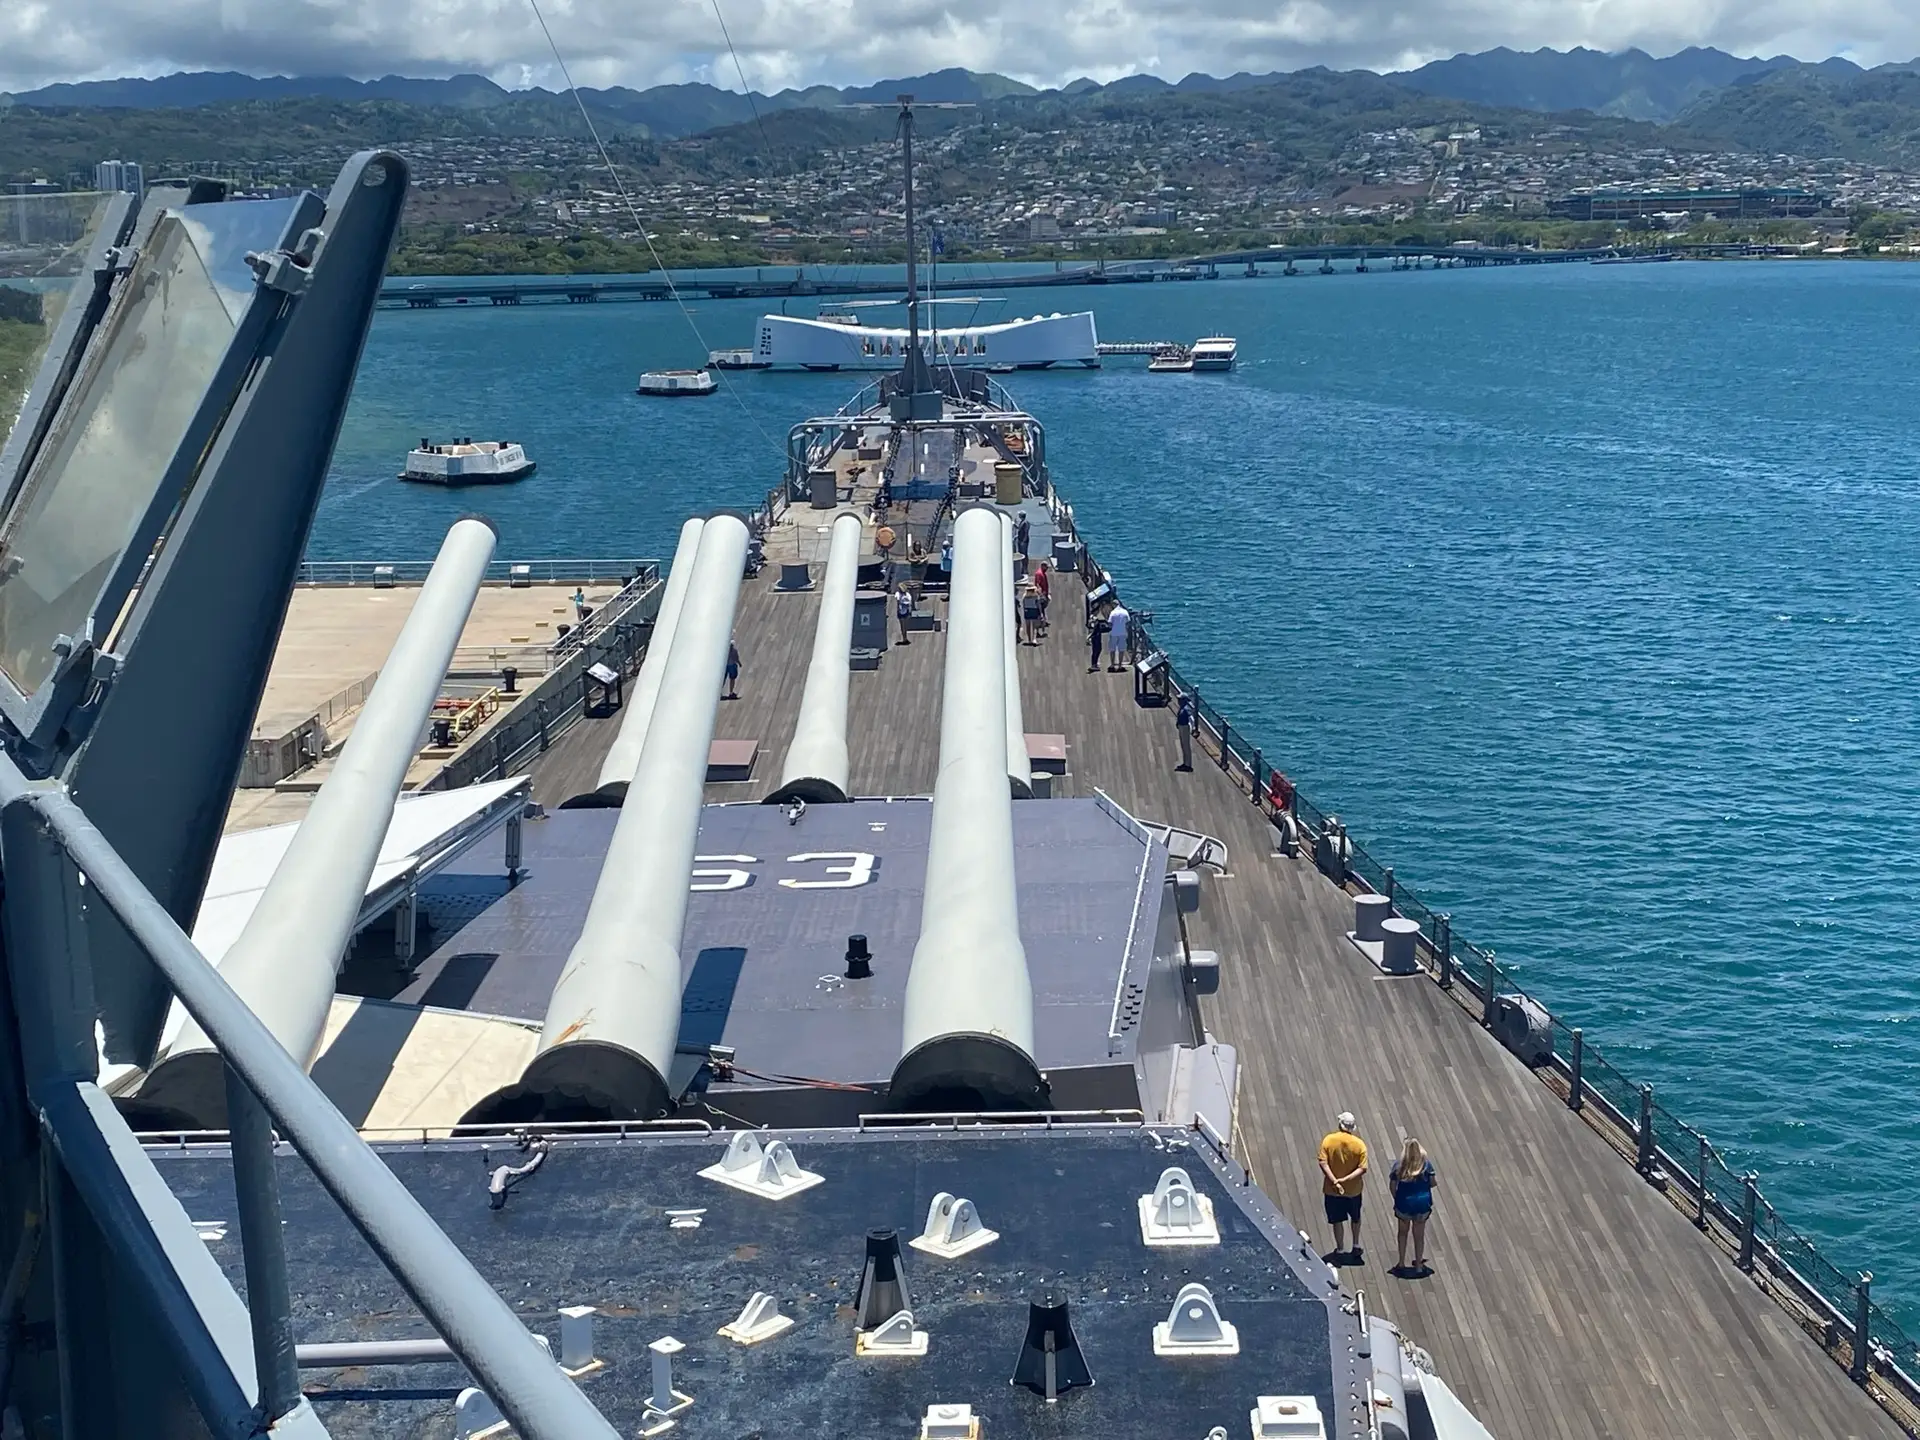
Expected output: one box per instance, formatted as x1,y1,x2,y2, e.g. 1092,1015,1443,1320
1318,1112,1369,1263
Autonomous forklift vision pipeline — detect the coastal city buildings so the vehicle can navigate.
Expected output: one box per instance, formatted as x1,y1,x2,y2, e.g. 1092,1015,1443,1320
92,159,144,196
7,113,1918,258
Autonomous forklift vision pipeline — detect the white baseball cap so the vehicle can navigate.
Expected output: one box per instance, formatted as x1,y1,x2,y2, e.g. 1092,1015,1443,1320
1336,1112,1356,1132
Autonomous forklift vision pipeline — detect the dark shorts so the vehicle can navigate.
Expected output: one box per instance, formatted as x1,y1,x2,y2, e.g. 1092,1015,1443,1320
1394,1204,1432,1222
1324,1192,1362,1225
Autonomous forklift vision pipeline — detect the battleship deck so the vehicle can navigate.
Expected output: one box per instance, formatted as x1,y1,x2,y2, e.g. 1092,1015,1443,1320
526,562,1899,1440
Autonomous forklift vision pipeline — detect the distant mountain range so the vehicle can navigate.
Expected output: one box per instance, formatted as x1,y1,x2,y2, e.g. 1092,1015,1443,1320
4,66,1043,138
1389,46,1885,122
7,46,1916,134
7,46,1920,165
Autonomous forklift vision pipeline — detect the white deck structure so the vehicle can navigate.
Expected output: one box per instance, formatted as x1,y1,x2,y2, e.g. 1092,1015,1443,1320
399,440,535,484
751,310,1100,370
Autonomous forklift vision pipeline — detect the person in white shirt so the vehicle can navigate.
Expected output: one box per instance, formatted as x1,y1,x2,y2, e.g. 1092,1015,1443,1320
1106,603,1130,671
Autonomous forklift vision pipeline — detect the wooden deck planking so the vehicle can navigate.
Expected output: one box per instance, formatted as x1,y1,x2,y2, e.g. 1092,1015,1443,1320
525,537,1902,1440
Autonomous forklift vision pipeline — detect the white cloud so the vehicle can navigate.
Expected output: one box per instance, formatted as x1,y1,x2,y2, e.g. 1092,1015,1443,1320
3,0,1917,94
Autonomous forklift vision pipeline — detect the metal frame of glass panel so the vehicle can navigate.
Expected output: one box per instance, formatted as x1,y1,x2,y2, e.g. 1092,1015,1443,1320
0,192,318,754
0,192,137,514
0,150,627,1440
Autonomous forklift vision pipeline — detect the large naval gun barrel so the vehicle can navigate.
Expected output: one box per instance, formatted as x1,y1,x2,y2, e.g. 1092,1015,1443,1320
770,511,863,803
473,513,750,1123
891,506,1047,1111
138,517,498,1126
595,515,705,799
1000,508,1034,799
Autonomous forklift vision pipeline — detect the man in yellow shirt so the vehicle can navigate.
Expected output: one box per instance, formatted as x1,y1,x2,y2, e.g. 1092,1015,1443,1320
1318,1111,1369,1263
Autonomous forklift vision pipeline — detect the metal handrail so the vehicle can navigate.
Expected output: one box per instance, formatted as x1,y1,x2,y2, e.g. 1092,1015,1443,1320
296,557,651,587
549,564,660,661
856,1108,1146,1130
1,773,620,1440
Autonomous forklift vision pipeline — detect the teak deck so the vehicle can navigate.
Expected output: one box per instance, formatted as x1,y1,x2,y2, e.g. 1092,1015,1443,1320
525,555,1900,1440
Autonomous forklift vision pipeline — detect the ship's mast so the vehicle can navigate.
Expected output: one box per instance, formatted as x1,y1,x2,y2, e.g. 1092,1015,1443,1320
901,93,920,362
891,93,941,421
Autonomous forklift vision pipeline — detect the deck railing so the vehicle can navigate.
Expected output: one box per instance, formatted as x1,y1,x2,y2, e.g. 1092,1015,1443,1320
422,566,664,792
296,557,651,587
1056,508,1920,1427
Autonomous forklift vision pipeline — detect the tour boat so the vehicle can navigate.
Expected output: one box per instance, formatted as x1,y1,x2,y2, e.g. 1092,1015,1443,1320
1190,336,1238,371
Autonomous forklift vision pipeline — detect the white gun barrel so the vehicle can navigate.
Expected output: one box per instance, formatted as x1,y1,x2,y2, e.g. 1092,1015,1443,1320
892,506,1046,1111
139,516,498,1125
770,511,863,803
595,515,705,798
471,514,750,1123
1000,508,1033,799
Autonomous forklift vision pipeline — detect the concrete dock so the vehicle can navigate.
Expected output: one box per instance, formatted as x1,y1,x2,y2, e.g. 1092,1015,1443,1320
224,576,633,832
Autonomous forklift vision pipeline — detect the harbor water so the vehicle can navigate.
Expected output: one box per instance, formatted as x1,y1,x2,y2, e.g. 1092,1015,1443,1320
320,260,1920,1324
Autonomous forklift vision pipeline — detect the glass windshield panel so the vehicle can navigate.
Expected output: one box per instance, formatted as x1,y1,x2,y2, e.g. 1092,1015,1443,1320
176,196,302,323
0,213,239,695
0,191,117,453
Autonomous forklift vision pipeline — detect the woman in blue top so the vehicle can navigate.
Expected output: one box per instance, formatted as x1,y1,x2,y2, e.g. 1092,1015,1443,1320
1388,1138,1437,1278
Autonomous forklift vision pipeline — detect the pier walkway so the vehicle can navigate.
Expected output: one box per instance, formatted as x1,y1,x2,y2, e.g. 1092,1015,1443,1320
524,540,1901,1439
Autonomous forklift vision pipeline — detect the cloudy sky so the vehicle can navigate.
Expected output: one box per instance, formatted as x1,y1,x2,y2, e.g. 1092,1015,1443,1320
4,0,1918,95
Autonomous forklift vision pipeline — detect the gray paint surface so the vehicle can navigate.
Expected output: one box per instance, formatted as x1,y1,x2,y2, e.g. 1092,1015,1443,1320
386,798,1158,1089
149,1126,1362,1438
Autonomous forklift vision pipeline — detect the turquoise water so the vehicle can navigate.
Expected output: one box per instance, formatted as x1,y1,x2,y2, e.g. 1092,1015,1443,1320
321,262,1920,1324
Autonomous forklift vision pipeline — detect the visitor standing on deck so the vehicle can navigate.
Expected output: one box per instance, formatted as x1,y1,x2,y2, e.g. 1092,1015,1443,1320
1389,1140,1437,1279
1021,583,1043,646
876,522,896,563
1318,1112,1368,1263
894,582,914,646
1032,561,1050,634
724,640,741,700
1013,510,1031,564
1087,609,1106,672
1107,602,1131,672
1175,691,1195,771
572,587,589,621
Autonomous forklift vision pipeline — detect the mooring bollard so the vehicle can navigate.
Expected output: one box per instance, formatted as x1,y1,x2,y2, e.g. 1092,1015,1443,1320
1380,918,1421,975
1353,893,1391,943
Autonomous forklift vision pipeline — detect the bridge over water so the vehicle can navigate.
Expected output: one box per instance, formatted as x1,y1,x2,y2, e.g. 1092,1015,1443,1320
377,244,1788,311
